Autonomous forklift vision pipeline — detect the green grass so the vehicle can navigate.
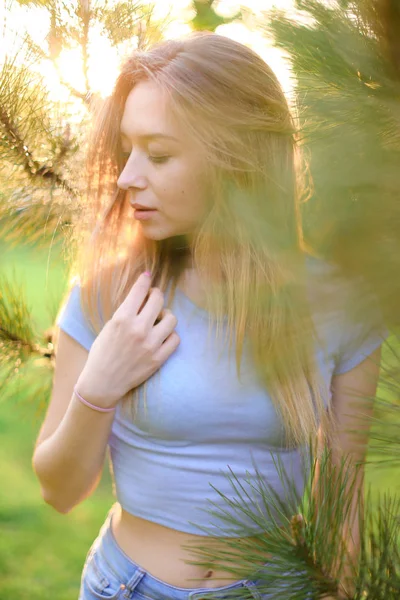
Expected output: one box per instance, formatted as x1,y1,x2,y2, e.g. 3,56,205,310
0,241,114,600
0,397,114,600
0,240,399,599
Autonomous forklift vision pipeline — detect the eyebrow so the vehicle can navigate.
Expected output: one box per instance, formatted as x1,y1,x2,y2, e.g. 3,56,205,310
120,132,180,143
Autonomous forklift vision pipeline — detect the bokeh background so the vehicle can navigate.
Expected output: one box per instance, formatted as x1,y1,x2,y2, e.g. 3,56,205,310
1,1,399,598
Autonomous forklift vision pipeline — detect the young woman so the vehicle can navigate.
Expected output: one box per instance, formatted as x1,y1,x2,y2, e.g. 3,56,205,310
32,32,386,599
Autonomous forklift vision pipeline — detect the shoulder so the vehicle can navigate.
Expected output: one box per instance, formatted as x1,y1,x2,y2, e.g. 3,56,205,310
56,281,97,352
305,254,377,319
56,263,116,351
304,254,388,375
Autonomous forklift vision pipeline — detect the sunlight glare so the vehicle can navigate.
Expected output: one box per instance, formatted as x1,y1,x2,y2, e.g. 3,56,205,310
55,48,86,93
164,22,193,39
2,0,298,104
216,22,294,99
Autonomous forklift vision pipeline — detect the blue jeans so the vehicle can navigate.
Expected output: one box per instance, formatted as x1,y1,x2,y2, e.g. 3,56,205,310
79,507,307,600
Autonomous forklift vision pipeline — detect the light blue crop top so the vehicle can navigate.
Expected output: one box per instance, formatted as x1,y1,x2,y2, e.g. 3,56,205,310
56,260,387,536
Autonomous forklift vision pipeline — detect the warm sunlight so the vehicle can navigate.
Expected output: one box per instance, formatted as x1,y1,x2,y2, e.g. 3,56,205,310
54,40,122,99
216,21,294,98
1,0,297,102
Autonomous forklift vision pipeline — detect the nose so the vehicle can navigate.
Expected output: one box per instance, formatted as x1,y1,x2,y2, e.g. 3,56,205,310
117,158,148,192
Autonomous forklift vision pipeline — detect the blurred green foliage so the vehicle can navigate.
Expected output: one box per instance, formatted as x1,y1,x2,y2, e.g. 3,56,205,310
0,241,114,600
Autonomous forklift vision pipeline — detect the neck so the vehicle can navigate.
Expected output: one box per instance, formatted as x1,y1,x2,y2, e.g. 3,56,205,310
169,234,195,270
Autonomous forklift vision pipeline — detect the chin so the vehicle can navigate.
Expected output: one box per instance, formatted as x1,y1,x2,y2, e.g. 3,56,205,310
140,223,191,243
139,224,174,241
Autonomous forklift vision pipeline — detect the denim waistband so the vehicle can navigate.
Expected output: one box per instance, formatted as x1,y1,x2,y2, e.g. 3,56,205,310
91,505,264,600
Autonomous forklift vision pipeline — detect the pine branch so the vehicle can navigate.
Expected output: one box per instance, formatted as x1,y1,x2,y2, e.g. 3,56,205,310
180,446,400,598
264,0,400,331
367,395,400,468
350,0,400,77
0,104,77,196
0,190,75,248
0,46,79,197
99,1,166,49
0,272,55,405
361,491,400,598
23,31,91,104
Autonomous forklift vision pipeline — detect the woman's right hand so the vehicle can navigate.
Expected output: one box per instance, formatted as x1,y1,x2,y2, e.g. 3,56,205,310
75,272,180,409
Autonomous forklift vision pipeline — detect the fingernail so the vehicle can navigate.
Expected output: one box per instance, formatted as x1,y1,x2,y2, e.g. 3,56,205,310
144,271,152,277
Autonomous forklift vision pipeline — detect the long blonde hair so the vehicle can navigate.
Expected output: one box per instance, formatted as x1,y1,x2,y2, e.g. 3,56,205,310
67,31,330,448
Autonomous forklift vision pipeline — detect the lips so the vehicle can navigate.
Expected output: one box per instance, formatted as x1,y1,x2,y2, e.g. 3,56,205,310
132,203,156,210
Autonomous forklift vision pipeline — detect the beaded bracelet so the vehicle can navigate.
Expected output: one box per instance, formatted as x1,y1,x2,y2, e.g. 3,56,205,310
73,385,116,413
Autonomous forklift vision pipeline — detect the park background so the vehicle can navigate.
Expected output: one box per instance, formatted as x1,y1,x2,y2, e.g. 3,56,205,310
1,1,399,598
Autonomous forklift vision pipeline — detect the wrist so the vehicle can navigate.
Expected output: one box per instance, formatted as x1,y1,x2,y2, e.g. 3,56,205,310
75,373,117,410
73,385,116,414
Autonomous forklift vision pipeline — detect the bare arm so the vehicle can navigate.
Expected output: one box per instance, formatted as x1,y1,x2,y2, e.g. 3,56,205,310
32,272,180,514
32,330,115,513
314,346,381,598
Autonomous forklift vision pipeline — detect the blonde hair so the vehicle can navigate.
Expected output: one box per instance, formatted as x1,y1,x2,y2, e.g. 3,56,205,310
67,31,331,448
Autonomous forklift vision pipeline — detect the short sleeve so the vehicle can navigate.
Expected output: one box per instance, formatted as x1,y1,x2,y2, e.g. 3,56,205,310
332,292,389,376
333,322,388,375
56,284,97,351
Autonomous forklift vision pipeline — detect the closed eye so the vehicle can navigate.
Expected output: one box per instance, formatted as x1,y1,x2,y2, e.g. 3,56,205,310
121,151,170,165
148,155,170,165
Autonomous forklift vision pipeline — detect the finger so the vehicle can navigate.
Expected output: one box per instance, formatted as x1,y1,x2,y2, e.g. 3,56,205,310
154,307,167,324
137,287,165,328
153,331,180,364
114,272,152,317
154,311,162,324
150,309,177,341
137,288,163,316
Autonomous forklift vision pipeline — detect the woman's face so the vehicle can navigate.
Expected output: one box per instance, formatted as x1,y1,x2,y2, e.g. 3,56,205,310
117,80,209,242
